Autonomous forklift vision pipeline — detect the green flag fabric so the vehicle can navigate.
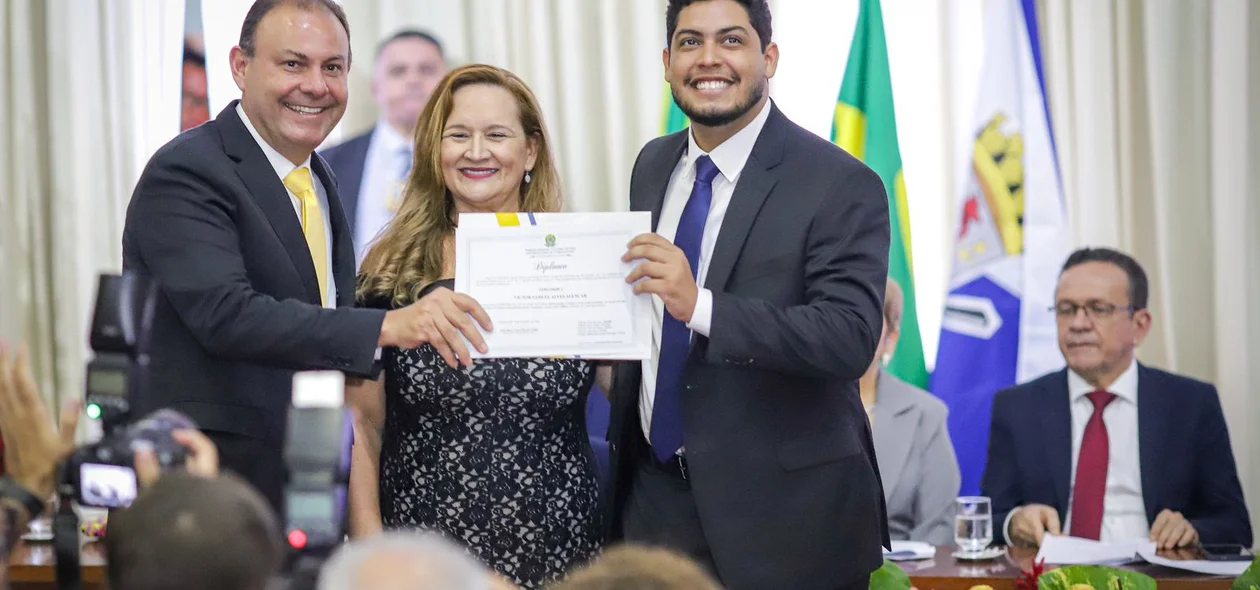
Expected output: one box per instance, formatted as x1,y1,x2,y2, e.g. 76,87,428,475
832,0,929,388
662,83,689,134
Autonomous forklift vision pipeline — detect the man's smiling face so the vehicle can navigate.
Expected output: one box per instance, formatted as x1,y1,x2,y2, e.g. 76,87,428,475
231,3,350,164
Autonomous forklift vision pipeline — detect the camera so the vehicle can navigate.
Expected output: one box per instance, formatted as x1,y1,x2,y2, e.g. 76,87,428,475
277,370,354,590
56,272,198,590
59,272,192,510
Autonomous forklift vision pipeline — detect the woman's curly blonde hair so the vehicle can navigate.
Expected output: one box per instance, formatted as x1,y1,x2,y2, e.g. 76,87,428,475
357,64,562,306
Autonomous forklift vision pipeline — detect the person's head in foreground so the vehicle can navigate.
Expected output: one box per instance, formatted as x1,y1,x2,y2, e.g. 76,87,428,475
358,63,562,305
552,544,724,590
104,472,283,590
318,530,514,590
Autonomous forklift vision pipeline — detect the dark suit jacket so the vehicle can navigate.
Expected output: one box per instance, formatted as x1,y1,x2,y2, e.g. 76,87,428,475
608,104,892,589
982,365,1252,546
319,130,372,236
122,102,385,509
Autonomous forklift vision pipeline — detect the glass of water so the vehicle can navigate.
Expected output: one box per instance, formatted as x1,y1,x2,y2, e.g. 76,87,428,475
955,496,993,553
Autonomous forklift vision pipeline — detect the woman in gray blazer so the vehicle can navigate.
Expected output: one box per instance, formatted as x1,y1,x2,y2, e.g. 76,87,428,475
861,279,961,546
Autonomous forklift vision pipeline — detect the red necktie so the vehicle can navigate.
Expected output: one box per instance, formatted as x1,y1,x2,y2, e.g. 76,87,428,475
1070,390,1117,540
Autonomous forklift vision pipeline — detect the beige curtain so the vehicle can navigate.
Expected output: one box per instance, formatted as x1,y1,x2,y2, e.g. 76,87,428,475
1041,0,1260,543
4,0,1256,539
0,0,184,427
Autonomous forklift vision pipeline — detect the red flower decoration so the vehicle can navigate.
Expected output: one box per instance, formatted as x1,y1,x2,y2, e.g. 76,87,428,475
1016,558,1047,590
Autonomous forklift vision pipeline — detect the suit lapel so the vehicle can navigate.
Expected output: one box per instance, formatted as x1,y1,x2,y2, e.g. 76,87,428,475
872,371,915,498
702,105,785,292
1041,370,1074,512
335,136,370,236
312,153,357,307
632,133,688,231
218,102,323,306
1136,364,1163,521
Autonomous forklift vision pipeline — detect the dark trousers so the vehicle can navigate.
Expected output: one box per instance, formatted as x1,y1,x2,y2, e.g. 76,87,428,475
204,430,285,519
622,450,719,576
839,575,871,590
622,447,874,590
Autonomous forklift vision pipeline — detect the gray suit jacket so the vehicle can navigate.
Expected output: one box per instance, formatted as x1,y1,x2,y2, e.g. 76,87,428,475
872,369,960,545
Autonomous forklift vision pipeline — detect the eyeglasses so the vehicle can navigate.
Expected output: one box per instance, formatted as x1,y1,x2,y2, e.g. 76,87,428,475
1050,301,1136,320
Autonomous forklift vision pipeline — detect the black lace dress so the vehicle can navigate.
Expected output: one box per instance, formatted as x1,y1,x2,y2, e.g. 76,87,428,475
367,280,603,588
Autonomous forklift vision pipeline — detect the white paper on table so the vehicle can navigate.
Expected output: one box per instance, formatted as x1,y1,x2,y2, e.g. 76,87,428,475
1035,535,1155,565
883,540,936,561
1136,548,1252,576
454,212,653,360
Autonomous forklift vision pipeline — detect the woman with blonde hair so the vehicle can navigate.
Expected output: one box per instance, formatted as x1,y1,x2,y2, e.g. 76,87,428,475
346,64,603,589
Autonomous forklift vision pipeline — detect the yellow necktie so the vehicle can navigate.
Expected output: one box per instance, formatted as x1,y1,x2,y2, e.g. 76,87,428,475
283,167,329,306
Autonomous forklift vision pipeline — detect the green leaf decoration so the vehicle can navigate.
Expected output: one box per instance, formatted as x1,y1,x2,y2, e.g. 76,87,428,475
1231,556,1260,590
870,560,912,590
1038,565,1156,590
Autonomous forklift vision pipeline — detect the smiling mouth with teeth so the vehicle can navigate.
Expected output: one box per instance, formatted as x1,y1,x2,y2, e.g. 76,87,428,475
692,79,734,91
286,104,327,114
460,168,498,178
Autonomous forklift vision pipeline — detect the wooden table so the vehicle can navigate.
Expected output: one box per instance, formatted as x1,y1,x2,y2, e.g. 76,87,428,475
906,546,1236,590
7,540,106,590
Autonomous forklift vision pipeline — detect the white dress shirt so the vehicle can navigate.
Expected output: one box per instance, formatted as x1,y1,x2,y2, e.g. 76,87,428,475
236,104,337,308
354,121,412,264
1004,359,1147,543
638,98,773,445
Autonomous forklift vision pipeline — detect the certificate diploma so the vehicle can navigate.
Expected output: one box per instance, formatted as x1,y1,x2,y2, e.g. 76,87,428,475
454,212,652,359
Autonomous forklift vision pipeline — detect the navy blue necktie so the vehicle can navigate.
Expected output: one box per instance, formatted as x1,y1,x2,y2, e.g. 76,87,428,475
650,155,720,462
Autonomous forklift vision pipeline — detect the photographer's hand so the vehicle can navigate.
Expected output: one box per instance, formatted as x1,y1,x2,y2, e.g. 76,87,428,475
135,429,220,488
0,343,80,500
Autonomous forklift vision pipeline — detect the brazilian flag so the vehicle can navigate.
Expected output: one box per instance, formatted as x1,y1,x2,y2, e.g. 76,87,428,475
832,0,928,388
662,84,689,135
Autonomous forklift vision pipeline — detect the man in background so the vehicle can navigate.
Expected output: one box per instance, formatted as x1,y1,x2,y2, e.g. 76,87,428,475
321,30,447,263
983,247,1252,549
181,40,211,131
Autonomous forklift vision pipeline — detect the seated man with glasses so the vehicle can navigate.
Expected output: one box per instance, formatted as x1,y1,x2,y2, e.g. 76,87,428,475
981,247,1251,550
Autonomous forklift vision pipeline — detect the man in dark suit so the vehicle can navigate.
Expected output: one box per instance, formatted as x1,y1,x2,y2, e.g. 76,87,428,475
983,247,1252,549
320,30,446,263
122,0,487,514
609,1,892,588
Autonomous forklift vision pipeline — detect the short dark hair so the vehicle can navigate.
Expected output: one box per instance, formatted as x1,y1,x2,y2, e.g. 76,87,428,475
238,0,352,63
105,473,283,590
1060,247,1150,310
376,29,444,59
183,44,206,68
666,0,773,52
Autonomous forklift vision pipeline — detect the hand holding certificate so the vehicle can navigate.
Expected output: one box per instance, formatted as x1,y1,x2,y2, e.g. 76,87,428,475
454,212,653,359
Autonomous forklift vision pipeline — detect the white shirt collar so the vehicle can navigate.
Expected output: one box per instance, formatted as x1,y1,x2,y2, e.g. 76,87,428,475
236,103,313,180
373,120,412,155
684,98,773,183
1068,357,1139,404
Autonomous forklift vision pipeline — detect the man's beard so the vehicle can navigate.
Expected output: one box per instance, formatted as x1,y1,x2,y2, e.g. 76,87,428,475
671,77,765,128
